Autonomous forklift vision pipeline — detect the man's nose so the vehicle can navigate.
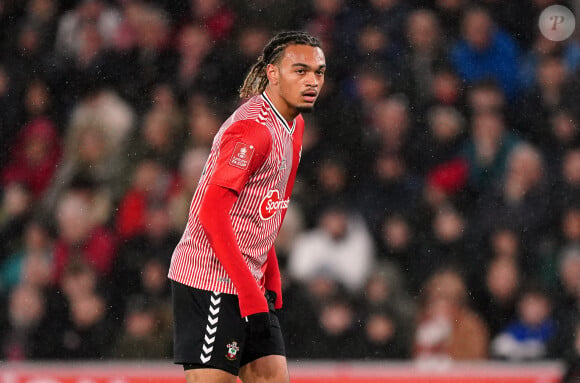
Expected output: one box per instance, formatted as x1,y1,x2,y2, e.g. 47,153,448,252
305,71,318,87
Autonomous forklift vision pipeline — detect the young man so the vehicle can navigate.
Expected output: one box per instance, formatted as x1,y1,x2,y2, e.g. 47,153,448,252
168,31,326,383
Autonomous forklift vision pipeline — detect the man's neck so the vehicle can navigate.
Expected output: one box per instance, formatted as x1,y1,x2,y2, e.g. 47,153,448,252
265,87,297,122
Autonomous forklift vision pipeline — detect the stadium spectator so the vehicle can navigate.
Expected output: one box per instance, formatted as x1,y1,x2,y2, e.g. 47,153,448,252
473,255,521,338
3,18,54,99
358,261,416,358
450,6,521,101
413,268,489,361
0,283,51,359
310,291,365,359
1,116,61,199
112,294,172,359
303,0,349,68
298,153,354,228
414,204,472,287
288,203,375,293
471,144,551,272
414,105,466,174
277,275,319,359
430,0,466,41
0,65,21,162
177,0,236,42
114,200,179,300
491,284,556,361
519,33,580,91
167,147,210,233
42,84,134,222
371,96,418,165
54,0,120,59
400,9,449,110
377,213,418,281
183,93,223,150
0,219,53,295
549,245,580,361
125,109,184,174
560,320,580,383
514,53,574,146
115,3,177,110
552,148,580,215
0,183,34,261
459,111,520,194
51,190,117,284
172,24,216,101
465,79,506,118
428,64,463,109
356,154,423,242
49,261,115,359
361,306,408,359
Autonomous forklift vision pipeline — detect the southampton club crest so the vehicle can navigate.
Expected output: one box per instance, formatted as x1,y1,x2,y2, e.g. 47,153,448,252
226,341,240,361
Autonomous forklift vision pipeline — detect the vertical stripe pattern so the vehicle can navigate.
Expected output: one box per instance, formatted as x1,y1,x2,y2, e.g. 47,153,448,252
168,93,303,295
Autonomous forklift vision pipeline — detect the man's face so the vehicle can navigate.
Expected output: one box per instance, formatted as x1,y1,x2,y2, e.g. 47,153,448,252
269,44,326,115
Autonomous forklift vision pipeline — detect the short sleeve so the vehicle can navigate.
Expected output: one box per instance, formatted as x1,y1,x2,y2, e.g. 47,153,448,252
209,120,272,193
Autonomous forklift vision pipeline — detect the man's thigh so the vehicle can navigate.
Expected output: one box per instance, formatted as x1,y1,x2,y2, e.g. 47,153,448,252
172,281,246,376
239,355,290,383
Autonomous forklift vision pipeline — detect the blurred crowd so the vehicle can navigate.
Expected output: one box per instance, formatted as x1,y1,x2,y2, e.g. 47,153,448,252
0,0,579,375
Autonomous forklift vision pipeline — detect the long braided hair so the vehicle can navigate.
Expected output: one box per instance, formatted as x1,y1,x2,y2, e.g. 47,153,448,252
239,31,321,99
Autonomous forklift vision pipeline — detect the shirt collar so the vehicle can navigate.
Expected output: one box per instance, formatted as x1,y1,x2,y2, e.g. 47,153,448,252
261,92,296,135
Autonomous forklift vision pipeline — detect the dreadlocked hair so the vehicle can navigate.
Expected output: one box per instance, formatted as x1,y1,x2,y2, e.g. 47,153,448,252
239,31,321,99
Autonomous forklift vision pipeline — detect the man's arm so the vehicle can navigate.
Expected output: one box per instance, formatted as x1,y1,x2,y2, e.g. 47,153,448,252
197,119,273,318
264,246,283,309
198,184,269,318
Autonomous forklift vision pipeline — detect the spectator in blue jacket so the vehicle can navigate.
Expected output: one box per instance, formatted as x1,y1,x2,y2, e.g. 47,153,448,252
450,7,521,101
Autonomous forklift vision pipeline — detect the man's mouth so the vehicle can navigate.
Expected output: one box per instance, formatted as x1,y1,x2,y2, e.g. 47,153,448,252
302,90,318,103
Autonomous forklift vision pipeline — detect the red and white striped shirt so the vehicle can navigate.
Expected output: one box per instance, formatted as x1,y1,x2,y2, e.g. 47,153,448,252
168,92,304,295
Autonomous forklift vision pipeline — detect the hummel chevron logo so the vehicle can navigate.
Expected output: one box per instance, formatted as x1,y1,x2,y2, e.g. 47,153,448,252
208,315,218,325
200,292,221,364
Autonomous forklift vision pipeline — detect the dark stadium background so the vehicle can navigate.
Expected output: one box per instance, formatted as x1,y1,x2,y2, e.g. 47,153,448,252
0,0,579,382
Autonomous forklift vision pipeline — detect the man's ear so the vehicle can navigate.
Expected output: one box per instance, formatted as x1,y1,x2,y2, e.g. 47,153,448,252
266,63,279,86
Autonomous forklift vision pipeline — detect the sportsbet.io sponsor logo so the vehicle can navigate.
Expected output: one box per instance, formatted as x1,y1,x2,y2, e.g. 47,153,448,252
259,190,289,220
539,5,575,42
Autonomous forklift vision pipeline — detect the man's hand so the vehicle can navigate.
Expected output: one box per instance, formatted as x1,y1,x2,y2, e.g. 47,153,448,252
244,312,271,341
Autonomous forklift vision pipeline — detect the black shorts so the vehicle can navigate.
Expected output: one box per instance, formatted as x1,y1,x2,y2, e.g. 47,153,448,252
171,280,285,376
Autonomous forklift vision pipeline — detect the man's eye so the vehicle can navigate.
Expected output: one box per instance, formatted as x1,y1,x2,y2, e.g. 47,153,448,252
296,69,305,74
